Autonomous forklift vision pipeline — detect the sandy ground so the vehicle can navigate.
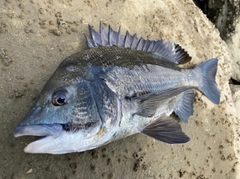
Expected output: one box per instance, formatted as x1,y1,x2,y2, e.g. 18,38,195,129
0,0,239,178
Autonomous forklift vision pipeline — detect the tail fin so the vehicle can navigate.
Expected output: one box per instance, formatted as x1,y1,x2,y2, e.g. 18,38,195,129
196,58,220,104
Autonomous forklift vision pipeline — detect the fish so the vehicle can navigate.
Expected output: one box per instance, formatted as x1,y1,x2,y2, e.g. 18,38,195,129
14,22,220,154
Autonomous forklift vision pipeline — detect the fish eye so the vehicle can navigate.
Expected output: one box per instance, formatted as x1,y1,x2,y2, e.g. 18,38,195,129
52,90,69,106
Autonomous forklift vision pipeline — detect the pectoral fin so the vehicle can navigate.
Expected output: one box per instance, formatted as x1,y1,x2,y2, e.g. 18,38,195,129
134,86,193,117
141,115,190,144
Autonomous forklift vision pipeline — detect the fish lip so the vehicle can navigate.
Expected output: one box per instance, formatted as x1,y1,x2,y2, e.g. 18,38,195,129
14,124,63,138
24,135,55,154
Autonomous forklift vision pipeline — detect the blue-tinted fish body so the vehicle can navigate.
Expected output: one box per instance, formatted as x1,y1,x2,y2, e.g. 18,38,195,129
14,23,220,154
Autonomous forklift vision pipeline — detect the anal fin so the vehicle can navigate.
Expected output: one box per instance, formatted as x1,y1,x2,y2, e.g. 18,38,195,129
141,115,190,144
174,90,195,124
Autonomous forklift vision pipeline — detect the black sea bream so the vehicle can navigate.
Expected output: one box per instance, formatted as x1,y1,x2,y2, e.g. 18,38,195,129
14,23,220,154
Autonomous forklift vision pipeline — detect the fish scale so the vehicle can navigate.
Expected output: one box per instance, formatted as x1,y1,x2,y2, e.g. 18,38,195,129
101,60,192,98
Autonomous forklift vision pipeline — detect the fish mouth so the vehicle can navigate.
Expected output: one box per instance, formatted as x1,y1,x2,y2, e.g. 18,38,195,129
14,124,63,153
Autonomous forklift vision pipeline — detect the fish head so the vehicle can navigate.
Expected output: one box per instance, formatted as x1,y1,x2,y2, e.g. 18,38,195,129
14,60,120,154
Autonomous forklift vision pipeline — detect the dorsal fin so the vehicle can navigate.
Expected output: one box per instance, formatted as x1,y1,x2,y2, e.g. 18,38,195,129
84,22,192,65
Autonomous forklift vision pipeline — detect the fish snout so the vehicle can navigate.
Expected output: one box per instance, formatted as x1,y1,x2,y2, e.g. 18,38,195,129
14,124,62,138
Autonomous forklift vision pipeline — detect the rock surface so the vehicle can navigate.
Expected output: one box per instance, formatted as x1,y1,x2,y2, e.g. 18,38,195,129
0,0,239,178
194,0,240,87
228,20,240,82
230,85,240,110
194,0,240,40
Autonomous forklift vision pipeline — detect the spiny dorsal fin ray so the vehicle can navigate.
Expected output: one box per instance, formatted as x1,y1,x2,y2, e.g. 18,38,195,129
108,25,119,46
100,22,109,46
85,22,192,65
